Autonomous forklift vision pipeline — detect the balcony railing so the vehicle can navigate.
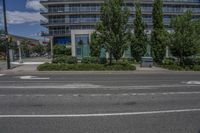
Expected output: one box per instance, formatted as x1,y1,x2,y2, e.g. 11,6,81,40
41,30,70,36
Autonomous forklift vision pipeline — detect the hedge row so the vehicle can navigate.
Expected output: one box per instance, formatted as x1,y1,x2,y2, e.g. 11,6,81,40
52,56,77,64
162,65,200,71
37,63,136,71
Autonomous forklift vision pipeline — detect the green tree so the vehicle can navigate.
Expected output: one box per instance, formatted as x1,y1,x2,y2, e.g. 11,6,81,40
45,42,51,55
151,0,168,63
32,44,45,56
0,41,4,53
21,40,31,57
0,30,5,53
90,32,102,57
96,0,130,64
170,11,200,65
131,1,147,62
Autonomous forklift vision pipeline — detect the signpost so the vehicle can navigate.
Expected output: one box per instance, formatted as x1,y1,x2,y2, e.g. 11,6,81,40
3,0,10,69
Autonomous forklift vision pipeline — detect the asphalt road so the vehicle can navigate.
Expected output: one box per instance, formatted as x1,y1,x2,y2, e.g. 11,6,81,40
0,72,200,133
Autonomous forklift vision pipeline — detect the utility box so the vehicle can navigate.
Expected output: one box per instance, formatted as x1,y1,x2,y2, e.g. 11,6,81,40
141,57,153,68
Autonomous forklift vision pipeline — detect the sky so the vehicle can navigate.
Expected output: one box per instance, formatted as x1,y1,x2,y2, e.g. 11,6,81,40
0,0,46,40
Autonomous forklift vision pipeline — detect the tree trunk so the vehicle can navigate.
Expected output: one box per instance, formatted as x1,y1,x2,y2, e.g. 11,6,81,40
109,51,112,65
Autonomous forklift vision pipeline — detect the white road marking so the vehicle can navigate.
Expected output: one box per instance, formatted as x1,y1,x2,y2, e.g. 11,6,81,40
122,93,129,96
0,91,200,98
0,74,5,76
61,84,101,88
19,76,50,80
90,94,99,97
186,81,200,85
14,94,23,97
35,95,45,97
0,108,200,118
0,84,198,89
73,94,80,97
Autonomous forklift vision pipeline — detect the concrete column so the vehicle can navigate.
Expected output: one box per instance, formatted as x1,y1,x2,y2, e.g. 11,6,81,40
166,46,169,58
71,33,76,57
17,41,23,63
50,37,54,59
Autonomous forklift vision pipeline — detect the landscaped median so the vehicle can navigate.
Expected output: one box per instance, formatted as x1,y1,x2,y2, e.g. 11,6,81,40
37,63,136,71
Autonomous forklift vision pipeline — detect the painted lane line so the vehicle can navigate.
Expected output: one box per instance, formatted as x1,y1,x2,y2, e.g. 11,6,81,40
129,91,200,96
0,74,5,76
122,93,129,96
0,84,199,89
0,108,200,118
186,81,200,85
14,95,23,97
73,94,80,97
90,94,99,97
35,95,45,97
19,76,50,80
0,91,200,98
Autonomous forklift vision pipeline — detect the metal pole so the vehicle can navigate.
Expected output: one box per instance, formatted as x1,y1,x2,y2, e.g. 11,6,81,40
3,0,10,69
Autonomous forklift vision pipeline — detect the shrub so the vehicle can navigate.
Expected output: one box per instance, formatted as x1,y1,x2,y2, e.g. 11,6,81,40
162,58,175,65
38,63,136,71
81,57,99,64
65,48,72,56
99,57,107,64
52,55,77,64
121,58,136,64
191,65,200,71
162,65,184,71
105,64,136,71
67,56,78,64
53,45,71,56
183,57,200,66
52,55,68,64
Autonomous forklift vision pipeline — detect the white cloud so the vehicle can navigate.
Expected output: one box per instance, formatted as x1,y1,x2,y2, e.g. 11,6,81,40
0,6,3,26
7,11,44,25
5,0,47,25
26,0,44,11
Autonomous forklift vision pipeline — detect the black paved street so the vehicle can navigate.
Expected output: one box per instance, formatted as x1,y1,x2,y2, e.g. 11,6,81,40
0,72,200,133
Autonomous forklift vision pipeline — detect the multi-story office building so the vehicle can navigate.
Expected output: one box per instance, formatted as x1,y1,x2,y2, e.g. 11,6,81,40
40,0,200,58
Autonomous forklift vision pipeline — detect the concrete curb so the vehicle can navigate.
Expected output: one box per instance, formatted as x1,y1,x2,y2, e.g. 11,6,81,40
3,70,200,75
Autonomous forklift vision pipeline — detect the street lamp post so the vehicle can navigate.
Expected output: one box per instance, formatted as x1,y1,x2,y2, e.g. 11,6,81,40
2,0,10,69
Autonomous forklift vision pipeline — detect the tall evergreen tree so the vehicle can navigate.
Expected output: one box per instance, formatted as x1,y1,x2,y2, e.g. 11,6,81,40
96,0,130,64
151,0,168,63
131,1,147,62
90,32,102,57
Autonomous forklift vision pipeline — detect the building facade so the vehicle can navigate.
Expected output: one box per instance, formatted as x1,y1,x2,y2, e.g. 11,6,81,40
40,0,200,58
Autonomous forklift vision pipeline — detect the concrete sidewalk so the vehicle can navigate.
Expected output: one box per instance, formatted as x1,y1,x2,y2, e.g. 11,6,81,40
8,64,40,72
0,61,20,71
2,57,51,72
135,65,169,71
